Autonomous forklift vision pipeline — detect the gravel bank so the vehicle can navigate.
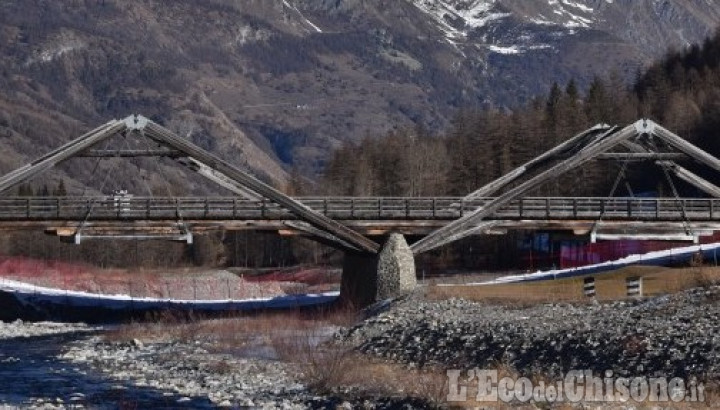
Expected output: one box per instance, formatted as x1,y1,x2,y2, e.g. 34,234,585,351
339,287,720,379
61,337,311,409
0,320,430,409
58,330,431,409
0,320,95,340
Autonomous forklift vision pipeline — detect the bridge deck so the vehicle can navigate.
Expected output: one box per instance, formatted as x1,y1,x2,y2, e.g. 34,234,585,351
0,196,717,222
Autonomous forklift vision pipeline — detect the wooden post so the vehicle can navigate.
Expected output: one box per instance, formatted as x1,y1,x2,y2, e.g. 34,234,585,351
546,198,550,219
572,198,577,219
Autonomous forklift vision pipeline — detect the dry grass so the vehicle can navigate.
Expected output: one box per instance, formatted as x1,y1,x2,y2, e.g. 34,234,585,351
336,359,449,406
102,307,452,405
428,266,720,304
103,306,358,347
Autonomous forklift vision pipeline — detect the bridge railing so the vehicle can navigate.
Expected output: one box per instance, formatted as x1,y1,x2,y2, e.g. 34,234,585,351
0,197,716,221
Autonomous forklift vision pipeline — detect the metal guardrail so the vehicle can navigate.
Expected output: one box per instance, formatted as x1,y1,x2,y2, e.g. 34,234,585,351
0,196,717,222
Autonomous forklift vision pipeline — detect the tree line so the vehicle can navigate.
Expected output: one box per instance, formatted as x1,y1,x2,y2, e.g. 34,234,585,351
319,30,720,198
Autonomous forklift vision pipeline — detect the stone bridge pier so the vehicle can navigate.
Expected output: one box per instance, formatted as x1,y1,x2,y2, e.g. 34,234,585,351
340,233,417,308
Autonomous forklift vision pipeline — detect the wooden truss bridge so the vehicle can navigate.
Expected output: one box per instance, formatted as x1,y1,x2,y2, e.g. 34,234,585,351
0,116,719,256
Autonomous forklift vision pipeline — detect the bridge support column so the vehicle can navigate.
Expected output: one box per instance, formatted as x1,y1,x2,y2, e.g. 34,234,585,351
340,233,416,308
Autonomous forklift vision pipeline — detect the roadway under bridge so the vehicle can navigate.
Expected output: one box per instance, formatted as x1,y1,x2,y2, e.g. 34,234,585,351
0,115,719,306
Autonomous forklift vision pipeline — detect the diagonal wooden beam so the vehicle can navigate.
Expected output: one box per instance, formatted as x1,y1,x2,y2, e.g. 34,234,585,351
0,120,125,195
177,157,265,201
658,161,720,197
412,123,640,254
622,138,720,197
594,153,686,161
283,221,361,252
137,116,380,253
412,221,501,255
650,122,720,173
463,124,612,200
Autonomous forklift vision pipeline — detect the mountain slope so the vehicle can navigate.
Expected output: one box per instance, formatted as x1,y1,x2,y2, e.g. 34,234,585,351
0,0,718,191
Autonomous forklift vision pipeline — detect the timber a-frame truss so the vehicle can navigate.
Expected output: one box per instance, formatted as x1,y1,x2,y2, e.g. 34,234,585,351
411,119,720,254
0,115,380,253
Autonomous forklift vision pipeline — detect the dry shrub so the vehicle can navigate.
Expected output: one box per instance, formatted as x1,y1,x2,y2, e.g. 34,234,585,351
103,306,455,404
102,305,358,346
103,310,199,344
693,268,720,289
272,328,351,391
342,360,449,406
284,352,449,406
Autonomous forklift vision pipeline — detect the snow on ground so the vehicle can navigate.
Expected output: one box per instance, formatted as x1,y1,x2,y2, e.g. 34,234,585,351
443,242,720,286
282,0,323,33
412,0,509,39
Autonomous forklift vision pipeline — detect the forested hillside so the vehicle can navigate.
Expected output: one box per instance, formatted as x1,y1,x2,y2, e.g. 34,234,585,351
322,30,720,198
1,0,719,192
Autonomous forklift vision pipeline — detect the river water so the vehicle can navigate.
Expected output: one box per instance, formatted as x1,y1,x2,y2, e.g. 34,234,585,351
0,331,214,409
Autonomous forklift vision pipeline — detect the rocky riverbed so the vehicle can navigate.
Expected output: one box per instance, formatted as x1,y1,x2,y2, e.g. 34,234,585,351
61,336,326,409
339,287,720,381
0,319,430,409
3,286,719,408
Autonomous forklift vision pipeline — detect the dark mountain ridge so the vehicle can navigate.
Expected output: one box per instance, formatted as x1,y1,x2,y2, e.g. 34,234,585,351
0,0,719,191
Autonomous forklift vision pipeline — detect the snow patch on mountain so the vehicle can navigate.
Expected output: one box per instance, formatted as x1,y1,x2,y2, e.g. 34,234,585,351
25,42,85,66
282,0,323,33
487,43,553,55
548,0,595,28
412,0,510,39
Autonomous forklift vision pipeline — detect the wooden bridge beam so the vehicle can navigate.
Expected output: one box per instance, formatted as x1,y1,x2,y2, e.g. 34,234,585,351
621,137,720,198
462,124,613,199
651,122,720,173
78,149,184,158
282,221,362,253
0,121,125,195
139,117,380,253
412,123,640,254
177,157,265,201
658,162,720,197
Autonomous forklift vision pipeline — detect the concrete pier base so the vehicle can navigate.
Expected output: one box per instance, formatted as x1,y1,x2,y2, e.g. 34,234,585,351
340,233,417,308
